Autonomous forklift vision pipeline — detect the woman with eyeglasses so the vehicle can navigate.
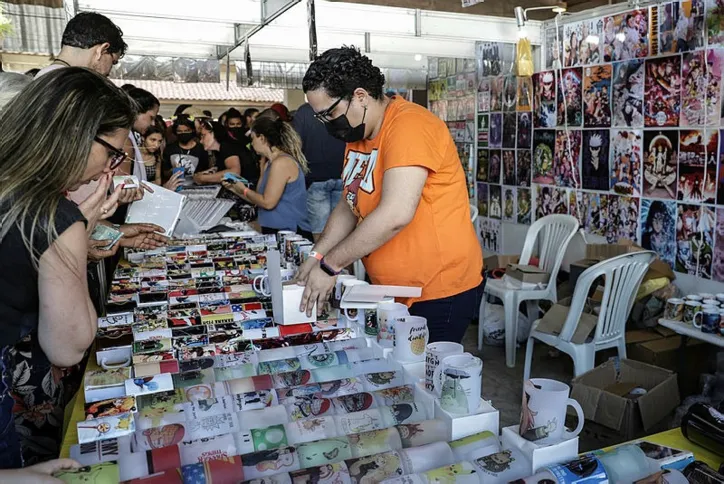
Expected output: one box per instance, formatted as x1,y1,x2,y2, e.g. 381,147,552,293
0,67,136,467
222,117,312,239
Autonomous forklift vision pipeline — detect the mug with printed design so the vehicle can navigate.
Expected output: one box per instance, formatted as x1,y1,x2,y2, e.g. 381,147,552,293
695,305,720,331
684,300,703,325
435,353,483,415
253,268,294,296
664,298,684,321
392,316,429,363
425,342,464,394
519,378,584,445
376,301,409,348
703,299,720,307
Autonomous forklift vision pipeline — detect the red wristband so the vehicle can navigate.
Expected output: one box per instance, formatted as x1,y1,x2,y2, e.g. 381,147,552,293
243,187,249,197
309,250,324,261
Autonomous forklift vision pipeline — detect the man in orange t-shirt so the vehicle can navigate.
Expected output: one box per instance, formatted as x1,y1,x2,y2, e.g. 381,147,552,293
296,47,484,343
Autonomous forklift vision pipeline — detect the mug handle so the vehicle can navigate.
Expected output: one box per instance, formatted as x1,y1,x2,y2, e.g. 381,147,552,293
693,311,703,329
563,398,585,440
342,308,360,323
253,275,271,297
100,356,131,370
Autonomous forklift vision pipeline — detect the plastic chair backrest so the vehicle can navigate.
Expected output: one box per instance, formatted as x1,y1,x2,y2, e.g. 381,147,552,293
470,204,479,223
519,214,579,281
558,251,656,344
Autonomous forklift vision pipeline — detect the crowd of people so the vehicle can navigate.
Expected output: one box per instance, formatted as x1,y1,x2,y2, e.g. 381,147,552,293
0,9,482,479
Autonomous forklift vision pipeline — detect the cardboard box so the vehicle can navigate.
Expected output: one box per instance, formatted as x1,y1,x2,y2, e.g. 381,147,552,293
570,359,679,441
570,242,676,287
535,296,599,344
506,264,550,284
484,254,519,271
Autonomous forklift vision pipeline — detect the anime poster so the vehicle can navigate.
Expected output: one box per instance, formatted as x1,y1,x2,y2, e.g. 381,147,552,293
517,77,533,112
640,199,678,269
479,218,502,253
708,0,724,46
477,182,489,217
476,149,489,182
545,26,564,70
535,185,569,220
488,150,502,185
582,129,611,191
532,130,556,184
660,0,705,54
533,71,557,128
476,42,515,77
503,76,518,112
603,10,649,62
478,78,491,113
502,150,516,186
612,60,645,128
517,150,532,187
714,207,724,281
503,187,517,222
489,113,503,148
610,129,643,196
517,112,532,149
678,129,719,203
488,185,502,220
643,130,678,199
718,129,724,204
677,204,715,278
563,22,582,67
580,18,604,65
502,113,517,149
518,188,532,224
557,68,583,127
583,64,612,128
579,191,607,235
490,77,504,112
606,195,640,243
553,129,582,187
681,49,724,126
644,55,682,127
478,114,489,147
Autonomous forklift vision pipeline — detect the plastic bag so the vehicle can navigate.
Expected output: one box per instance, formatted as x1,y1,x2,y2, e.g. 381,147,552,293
516,37,534,77
481,303,532,345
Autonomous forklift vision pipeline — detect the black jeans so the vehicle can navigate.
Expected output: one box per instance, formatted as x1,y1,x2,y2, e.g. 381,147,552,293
409,279,485,344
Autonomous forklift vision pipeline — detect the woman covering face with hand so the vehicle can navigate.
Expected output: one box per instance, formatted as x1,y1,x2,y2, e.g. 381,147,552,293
0,67,137,467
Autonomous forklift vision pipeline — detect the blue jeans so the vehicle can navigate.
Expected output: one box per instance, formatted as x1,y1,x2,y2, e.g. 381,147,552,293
307,179,344,234
409,280,485,344
0,346,22,469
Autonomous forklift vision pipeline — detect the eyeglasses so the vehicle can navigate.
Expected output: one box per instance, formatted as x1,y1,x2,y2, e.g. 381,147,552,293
94,136,130,170
313,97,346,124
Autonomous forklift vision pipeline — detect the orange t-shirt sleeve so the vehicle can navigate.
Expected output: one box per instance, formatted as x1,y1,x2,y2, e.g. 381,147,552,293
381,114,445,173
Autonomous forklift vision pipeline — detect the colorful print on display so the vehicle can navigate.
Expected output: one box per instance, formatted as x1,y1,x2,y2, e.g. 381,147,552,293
490,77,504,112
489,113,503,149
557,68,583,127
583,64,612,128
535,185,569,221
563,22,582,68
488,150,502,185
503,76,517,112
502,113,517,149
517,76,533,112
502,150,516,185
708,0,724,46
477,183,489,218
553,129,582,187
488,185,502,220
533,71,557,128
532,130,556,185
606,194,640,243
678,129,718,203
517,112,532,149
517,150,532,187
643,130,679,199
658,0,705,54
580,18,604,65
503,187,517,222
641,199,678,269
545,26,564,70
518,188,532,225
644,55,682,127
476,149,488,182
603,10,649,61
612,60,645,128
479,218,502,253
676,204,715,278
610,129,643,196
582,129,611,191
681,49,724,126
713,207,724,282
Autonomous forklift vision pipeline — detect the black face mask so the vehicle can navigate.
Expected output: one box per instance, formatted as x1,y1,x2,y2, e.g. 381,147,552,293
228,127,245,142
325,104,367,143
177,132,195,144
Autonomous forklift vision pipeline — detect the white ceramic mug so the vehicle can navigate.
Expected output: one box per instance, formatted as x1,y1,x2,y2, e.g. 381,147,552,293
716,293,724,304
699,293,715,300
393,316,429,362
686,295,704,302
376,301,409,348
519,378,584,445
425,342,464,394
693,304,719,330
253,268,294,296
435,353,483,415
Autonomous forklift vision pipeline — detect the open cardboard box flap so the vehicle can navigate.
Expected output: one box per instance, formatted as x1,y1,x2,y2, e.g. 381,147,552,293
535,297,598,345
484,254,520,271
571,359,679,432
584,241,675,282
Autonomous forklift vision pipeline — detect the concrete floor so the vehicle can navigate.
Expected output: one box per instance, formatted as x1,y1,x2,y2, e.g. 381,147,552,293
460,323,615,451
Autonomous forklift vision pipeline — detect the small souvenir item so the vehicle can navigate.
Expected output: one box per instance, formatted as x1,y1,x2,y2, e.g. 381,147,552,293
435,353,483,415
425,342,464,394
393,316,429,363
519,378,584,445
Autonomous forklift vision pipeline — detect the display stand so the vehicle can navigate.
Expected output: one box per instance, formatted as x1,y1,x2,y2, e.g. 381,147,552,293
501,424,579,474
268,249,316,325
435,399,500,440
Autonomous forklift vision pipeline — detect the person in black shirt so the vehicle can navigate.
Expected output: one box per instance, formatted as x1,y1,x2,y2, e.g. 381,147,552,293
194,120,253,185
162,115,209,182
0,68,136,468
292,102,345,240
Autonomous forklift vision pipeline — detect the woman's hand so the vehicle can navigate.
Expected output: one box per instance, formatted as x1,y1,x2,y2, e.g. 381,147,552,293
119,223,168,249
221,179,247,197
163,172,183,192
193,167,218,185
87,237,121,261
77,175,123,230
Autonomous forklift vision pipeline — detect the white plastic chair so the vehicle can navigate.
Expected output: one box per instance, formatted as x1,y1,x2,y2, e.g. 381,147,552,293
470,203,479,223
523,250,656,381
478,214,579,367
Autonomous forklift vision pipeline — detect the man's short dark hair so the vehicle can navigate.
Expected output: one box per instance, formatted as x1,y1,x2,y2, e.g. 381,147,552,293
243,108,259,118
226,108,243,122
203,110,213,118
303,46,385,100
62,12,127,57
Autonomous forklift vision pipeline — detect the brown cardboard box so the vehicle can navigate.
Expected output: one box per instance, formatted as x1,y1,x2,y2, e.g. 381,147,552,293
570,359,680,441
484,254,519,271
536,296,599,344
505,263,550,284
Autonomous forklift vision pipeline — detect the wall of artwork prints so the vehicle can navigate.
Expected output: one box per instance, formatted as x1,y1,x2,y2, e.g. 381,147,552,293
429,1,724,291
